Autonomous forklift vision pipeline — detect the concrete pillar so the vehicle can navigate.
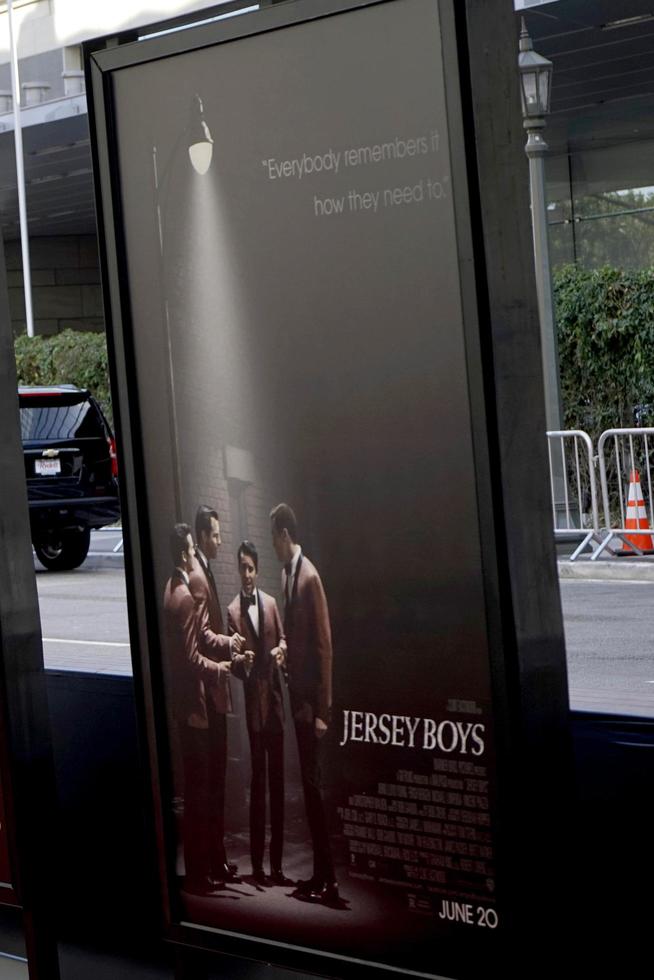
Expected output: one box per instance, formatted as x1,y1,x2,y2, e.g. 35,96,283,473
21,81,51,106
62,70,85,96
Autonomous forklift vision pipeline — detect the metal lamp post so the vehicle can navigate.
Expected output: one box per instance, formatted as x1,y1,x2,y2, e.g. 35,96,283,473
518,17,561,434
154,95,214,521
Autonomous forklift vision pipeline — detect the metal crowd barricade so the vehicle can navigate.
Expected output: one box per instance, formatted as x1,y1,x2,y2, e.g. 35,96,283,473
595,427,654,560
547,430,601,561
96,525,124,554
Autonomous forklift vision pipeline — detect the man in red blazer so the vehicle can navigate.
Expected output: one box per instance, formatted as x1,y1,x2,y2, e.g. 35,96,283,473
188,504,245,884
163,523,230,897
270,503,338,904
227,540,292,887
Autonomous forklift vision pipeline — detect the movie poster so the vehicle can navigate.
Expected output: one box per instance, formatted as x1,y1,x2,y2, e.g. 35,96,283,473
109,0,502,972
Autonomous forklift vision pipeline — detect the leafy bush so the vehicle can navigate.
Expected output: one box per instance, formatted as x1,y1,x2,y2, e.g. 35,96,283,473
555,265,654,441
14,330,112,424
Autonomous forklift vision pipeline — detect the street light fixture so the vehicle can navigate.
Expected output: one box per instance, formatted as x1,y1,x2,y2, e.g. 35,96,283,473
188,94,214,175
518,19,552,122
518,17,561,434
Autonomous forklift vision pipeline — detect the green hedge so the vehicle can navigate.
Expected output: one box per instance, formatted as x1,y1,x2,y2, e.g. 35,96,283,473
11,271,654,446
14,330,112,425
554,265,654,440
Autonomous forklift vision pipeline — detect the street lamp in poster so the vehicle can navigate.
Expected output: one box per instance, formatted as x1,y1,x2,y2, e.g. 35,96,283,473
95,0,512,974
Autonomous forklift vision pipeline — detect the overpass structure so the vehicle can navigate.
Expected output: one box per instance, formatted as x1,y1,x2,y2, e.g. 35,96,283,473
2,0,654,334
0,0,256,333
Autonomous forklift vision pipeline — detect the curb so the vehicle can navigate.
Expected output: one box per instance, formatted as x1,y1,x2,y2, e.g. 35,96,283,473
558,559,654,582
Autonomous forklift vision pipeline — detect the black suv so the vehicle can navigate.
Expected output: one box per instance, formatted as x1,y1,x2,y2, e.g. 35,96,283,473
19,385,121,571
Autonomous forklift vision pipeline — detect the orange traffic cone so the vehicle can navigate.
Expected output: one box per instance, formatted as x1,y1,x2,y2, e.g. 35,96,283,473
621,470,654,553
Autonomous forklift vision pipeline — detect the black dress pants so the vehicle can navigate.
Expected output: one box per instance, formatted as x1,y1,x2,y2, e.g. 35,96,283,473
294,719,335,884
248,729,284,873
180,706,227,886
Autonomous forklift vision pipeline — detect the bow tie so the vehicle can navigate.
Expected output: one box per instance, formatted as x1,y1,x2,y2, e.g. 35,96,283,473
284,562,293,576
242,594,256,607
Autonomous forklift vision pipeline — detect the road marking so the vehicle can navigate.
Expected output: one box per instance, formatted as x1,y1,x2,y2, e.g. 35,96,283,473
43,637,130,648
0,951,28,963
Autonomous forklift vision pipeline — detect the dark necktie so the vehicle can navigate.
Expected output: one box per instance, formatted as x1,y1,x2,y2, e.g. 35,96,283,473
201,556,218,599
284,564,292,607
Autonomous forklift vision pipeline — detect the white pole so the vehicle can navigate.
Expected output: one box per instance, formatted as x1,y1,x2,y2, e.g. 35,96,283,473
7,0,35,338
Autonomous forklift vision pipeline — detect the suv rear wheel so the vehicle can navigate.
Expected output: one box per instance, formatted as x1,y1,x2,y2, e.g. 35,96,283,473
33,528,91,571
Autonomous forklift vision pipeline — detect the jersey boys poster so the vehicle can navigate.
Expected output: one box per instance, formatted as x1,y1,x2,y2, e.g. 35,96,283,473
104,0,504,973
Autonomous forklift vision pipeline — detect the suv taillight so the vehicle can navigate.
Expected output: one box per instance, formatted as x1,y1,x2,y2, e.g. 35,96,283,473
107,437,118,478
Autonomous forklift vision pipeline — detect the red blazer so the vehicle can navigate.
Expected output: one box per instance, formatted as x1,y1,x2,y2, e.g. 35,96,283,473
283,554,332,724
227,590,285,733
188,552,232,714
163,570,225,729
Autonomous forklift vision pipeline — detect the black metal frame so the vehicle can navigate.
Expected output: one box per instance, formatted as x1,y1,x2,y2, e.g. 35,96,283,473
0,236,60,977
85,1,570,977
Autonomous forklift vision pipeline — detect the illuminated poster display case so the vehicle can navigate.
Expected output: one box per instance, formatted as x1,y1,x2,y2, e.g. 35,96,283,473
86,1,570,977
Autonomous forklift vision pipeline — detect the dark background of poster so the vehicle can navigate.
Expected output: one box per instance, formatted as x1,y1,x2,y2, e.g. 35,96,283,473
0,785,11,888
110,0,498,970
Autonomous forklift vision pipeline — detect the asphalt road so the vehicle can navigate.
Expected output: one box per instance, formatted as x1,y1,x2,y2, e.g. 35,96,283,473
34,532,654,716
559,577,654,717
35,529,131,675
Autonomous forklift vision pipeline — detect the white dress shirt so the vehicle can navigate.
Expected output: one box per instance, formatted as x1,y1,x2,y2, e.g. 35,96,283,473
284,546,302,606
242,588,259,636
